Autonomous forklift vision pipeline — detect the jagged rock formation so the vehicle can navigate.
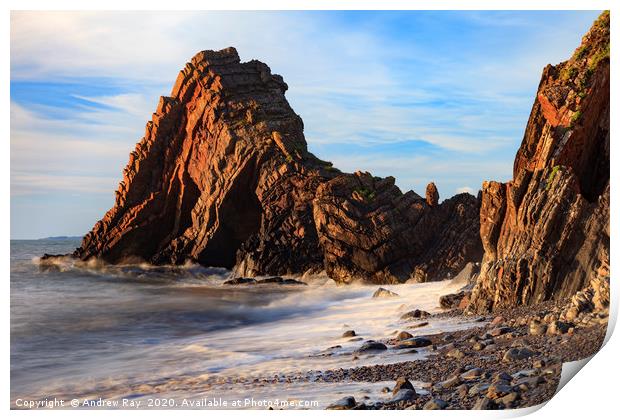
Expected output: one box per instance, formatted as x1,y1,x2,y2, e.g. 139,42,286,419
468,12,610,312
71,47,482,283
425,182,439,206
313,172,482,283
75,47,329,274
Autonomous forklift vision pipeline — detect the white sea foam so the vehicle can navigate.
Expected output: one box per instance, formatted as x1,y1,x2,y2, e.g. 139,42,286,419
13,241,488,408
13,272,484,407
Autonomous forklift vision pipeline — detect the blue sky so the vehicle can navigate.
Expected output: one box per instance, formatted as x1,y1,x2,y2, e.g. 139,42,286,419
10,10,600,239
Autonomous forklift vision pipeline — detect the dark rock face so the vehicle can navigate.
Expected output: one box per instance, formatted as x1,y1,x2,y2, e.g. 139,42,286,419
439,291,469,309
469,12,610,312
314,172,482,283
223,276,306,286
69,46,482,284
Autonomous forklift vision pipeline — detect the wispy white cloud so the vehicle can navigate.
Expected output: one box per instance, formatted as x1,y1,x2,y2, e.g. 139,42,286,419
11,172,118,195
70,93,155,118
10,101,138,198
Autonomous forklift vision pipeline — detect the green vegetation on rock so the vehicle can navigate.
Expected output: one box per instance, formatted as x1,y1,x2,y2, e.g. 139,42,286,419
570,110,582,127
546,165,561,190
589,43,610,71
354,187,376,202
575,45,589,60
594,10,610,29
560,65,578,81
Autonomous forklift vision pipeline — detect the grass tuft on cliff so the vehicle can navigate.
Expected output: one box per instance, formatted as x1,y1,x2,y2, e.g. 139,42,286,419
546,165,561,190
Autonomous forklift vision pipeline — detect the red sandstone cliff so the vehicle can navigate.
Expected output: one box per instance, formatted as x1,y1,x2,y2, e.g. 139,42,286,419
71,47,482,283
468,12,610,311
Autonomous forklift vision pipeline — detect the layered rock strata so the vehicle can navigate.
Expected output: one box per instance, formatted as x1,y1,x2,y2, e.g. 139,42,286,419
313,173,482,283
71,47,482,284
468,12,610,311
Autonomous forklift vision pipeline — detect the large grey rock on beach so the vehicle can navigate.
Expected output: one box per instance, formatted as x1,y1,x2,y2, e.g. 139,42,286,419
392,377,415,395
389,389,417,403
423,398,448,410
356,341,387,353
503,347,535,362
326,396,356,410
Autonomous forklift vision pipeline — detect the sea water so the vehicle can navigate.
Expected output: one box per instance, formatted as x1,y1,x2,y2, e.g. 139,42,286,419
10,239,483,409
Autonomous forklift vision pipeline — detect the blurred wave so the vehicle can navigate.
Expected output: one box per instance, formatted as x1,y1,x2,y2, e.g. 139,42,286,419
10,239,477,405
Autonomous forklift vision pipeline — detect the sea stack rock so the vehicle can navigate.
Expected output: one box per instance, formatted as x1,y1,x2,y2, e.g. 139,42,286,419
71,47,483,283
468,12,610,312
75,47,332,273
425,182,439,206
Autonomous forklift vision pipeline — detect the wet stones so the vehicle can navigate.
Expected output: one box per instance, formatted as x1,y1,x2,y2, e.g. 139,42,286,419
319,295,606,410
326,396,356,410
389,389,418,404
473,397,494,409
514,376,543,391
533,358,556,369
223,277,255,285
356,341,388,353
565,306,580,322
498,392,519,407
394,337,432,349
257,277,307,286
342,330,356,338
456,384,469,398
547,320,572,335
490,316,505,327
529,320,547,336
423,398,448,410
489,326,513,337
461,368,484,380
439,291,467,309
437,375,462,389
469,382,491,396
492,372,513,382
447,348,466,359
396,331,413,340
400,309,430,321
224,277,307,286
486,382,514,399
407,321,429,329
392,377,415,395
502,347,535,362
373,288,399,298
528,318,573,337
472,341,486,351
386,378,418,405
